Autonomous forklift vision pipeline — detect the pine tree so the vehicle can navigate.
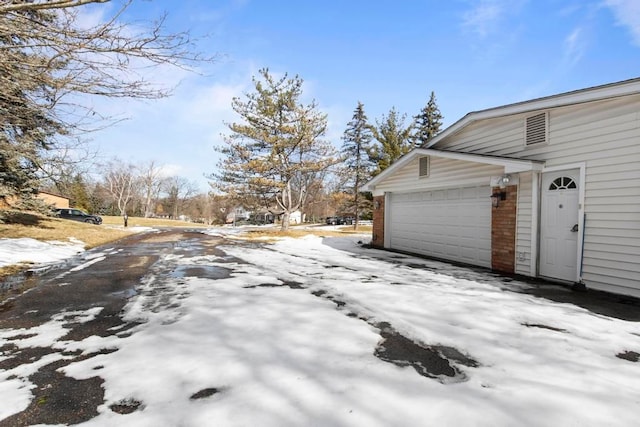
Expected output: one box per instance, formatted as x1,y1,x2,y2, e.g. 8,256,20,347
413,91,444,146
214,68,337,231
0,138,42,205
369,107,414,176
69,174,90,211
340,101,375,229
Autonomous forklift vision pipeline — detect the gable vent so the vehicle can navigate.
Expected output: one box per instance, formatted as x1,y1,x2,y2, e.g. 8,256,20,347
525,112,547,145
419,156,430,177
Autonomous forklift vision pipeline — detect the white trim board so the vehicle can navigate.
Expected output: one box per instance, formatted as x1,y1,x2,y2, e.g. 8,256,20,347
364,148,544,192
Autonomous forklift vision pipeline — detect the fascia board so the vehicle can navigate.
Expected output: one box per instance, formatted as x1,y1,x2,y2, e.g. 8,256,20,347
363,148,543,191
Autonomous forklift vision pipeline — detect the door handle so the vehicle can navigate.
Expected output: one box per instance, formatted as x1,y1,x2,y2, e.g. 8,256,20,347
571,224,579,232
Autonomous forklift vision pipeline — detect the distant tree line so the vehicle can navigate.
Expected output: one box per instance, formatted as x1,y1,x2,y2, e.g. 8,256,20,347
39,159,229,224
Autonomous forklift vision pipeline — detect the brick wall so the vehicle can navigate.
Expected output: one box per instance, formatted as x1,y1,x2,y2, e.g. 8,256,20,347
372,195,385,247
491,185,517,273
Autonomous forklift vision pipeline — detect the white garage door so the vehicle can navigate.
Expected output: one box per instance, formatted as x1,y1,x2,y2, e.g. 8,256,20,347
388,186,491,267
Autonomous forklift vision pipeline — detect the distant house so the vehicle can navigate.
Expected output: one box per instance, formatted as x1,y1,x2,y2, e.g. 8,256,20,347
225,206,251,224
365,78,640,298
251,210,275,224
37,191,70,209
0,190,69,210
289,210,303,225
249,209,302,225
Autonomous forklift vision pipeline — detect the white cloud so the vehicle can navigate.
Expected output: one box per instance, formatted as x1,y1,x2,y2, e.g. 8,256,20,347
461,0,505,37
74,3,109,29
461,0,529,38
603,0,640,46
563,27,586,66
180,81,247,126
158,163,184,178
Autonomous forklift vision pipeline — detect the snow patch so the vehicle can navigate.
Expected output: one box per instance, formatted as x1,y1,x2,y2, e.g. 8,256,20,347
0,238,85,267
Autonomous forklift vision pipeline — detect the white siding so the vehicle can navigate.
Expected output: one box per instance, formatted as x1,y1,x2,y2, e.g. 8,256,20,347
373,156,503,195
436,94,640,297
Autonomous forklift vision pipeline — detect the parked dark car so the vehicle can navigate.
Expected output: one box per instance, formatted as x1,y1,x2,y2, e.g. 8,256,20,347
326,216,356,225
55,208,103,225
325,216,339,225
342,216,355,225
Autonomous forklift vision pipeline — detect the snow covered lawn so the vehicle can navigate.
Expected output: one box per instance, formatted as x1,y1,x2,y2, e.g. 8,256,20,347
1,230,639,426
0,237,85,268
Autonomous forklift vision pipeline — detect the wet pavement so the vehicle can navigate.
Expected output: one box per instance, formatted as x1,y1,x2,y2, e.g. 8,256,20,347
1,228,639,425
0,229,227,426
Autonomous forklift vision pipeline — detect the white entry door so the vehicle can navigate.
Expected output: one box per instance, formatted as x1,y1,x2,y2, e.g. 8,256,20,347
540,169,580,282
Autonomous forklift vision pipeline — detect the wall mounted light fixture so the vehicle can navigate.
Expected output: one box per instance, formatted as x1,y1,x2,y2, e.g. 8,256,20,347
498,174,511,189
374,200,380,210
490,191,507,207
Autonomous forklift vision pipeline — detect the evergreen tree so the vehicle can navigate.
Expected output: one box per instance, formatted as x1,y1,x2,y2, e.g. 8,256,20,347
413,91,444,146
69,174,90,211
369,107,414,176
213,68,337,231
0,22,61,205
0,137,42,205
340,101,375,229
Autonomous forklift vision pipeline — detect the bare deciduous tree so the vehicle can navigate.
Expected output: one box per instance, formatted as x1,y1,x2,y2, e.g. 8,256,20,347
0,0,212,203
0,1,109,13
103,159,138,216
138,161,166,218
164,176,198,219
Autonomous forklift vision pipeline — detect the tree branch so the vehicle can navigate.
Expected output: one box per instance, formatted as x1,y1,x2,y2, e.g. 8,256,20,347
0,0,109,13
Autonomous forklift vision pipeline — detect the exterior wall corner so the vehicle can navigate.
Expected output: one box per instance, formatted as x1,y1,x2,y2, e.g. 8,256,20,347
372,195,385,247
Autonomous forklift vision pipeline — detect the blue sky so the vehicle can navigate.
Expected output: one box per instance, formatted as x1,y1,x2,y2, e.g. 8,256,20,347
87,0,640,191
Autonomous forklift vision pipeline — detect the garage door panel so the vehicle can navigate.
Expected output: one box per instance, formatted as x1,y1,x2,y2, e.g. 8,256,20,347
389,185,491,268
459,236,480,247
460,247,477,260
446,245,460,257
423,243,445,257
462,187,479,198
447,188,460,199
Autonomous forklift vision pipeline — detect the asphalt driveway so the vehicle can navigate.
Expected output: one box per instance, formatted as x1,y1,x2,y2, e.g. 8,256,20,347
0,228,639,426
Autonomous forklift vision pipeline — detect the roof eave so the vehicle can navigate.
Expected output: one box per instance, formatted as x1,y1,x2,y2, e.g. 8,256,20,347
363,148,543,192
426,77,640,148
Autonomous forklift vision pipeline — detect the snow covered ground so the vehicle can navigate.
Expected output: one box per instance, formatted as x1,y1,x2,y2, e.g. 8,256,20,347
0,226,153,268
1,229,639,426
0,237,86,268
